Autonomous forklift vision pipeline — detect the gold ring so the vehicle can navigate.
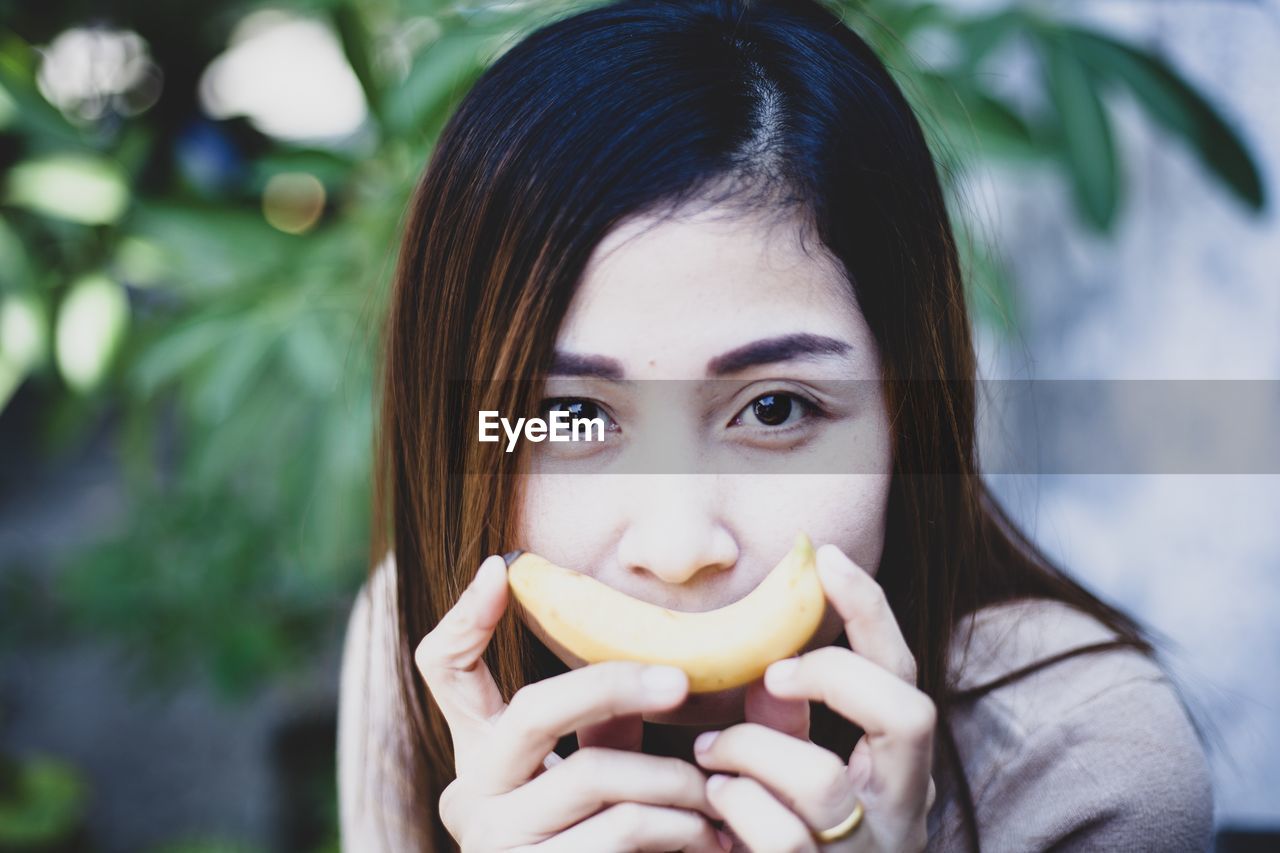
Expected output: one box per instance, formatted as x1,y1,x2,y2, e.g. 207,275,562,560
812,797,864,843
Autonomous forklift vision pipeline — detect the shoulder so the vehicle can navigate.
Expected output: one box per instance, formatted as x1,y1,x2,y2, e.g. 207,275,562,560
338,552,426,852
928,599,1214,852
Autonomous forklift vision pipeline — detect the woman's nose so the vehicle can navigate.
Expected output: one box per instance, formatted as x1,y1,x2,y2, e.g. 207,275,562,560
614,474,738,586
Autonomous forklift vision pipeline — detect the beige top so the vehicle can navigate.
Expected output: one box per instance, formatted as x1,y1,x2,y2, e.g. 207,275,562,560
927,599,1213,851
339,555,1214,852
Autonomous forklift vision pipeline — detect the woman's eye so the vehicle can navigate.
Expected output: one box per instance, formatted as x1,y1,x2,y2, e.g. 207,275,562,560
731,392,817,430
540,398,618,432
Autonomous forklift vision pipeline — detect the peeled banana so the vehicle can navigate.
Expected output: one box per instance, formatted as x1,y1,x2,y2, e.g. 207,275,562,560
505,532,825,692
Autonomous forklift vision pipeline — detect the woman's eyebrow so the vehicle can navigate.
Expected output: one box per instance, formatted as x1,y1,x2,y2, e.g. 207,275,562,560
706,333,852,376
549,334,853,379
548,350,627,380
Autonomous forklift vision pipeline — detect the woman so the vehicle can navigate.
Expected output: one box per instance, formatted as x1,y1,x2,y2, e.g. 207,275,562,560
337,0,1213,850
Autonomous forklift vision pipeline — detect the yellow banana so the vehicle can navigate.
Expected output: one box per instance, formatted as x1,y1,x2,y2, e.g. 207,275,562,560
505,532,825,692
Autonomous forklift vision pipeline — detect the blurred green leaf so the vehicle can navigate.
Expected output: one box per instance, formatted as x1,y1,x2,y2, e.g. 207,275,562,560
1039,31,1119,230
188,323,277,423
382,26,495,136
130,316,239,396
0,218,35,291
0,754,87,845
0,290,47,360
0,357,22,411
0,292,49,411
917,71,1038,164
0,46,83,146
250,149,356,194
330,3,384,126
5,155,130,226
0,80,15,129
114,236,169,288
1061,26,1265,211
131,201,296,293
54,273,130,392
282,315,343,395
950,9,1022,66
856,0,946,44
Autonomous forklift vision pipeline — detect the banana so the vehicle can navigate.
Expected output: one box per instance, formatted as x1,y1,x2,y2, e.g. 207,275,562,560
505,532,825,692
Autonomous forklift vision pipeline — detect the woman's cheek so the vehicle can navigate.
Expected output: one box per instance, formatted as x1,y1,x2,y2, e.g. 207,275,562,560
517,471,891,581
725,473,891,580
514,472,623,566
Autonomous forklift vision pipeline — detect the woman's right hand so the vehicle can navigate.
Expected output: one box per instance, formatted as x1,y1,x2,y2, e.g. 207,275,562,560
415,553,729,852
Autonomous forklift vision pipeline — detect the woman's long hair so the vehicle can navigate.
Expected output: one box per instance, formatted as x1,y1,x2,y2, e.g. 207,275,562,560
369,1,1153,850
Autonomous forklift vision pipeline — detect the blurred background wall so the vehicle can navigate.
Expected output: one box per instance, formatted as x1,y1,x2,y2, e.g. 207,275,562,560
973,0,1280,835
0,1,1276,850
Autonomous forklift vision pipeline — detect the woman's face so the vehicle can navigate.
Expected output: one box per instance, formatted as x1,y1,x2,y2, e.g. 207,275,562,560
513,201,894,726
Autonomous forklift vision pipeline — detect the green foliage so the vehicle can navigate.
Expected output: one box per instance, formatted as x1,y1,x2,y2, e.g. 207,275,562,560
1054,25,1264,210
0,0,1265,704
1040,28,1120,230
839,0,1264,323
0,753,88,848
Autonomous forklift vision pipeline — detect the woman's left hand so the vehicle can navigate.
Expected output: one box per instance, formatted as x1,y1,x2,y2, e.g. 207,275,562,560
694,543,937,852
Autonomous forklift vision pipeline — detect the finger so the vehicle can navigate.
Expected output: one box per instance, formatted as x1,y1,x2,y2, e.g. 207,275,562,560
764,647,936,811
414,554,510,770
529,802,726,853
477,661,689,793
694,722,855,833
509,746,724,832
706,774,817,853
743,676,809,740
847,736,872,790
815,544,918,684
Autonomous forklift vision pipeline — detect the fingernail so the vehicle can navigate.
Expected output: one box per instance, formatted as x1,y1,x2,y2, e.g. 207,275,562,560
817,545,857,579
478,555,505,586
694,730,719,754
766,658,798,686
707,773,730,793
716,828,734,851
641,665,687,698
493,553,509,575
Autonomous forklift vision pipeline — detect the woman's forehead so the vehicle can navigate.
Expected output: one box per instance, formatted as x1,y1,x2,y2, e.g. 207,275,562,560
553,205,876,379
